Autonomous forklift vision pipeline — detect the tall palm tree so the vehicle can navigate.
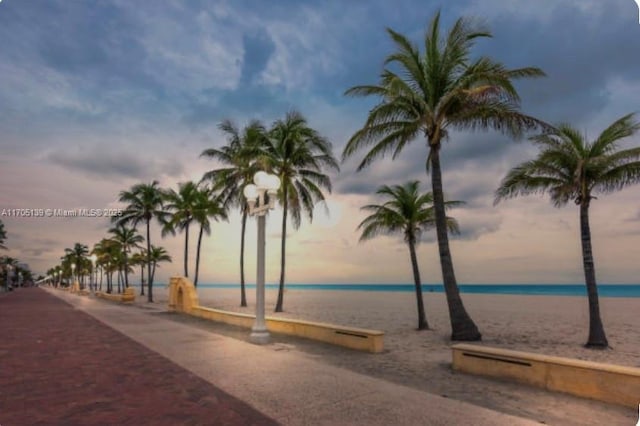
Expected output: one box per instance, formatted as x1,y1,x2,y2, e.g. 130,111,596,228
266,111,340,312
495,113,640,348
92,238,113,292
64,243,88,285
358,181,462,330
342,12,546,340
192,185,228,287
201,119,269,306
130,251,146,295
148,245,172,285
0,220,7,250
164,181,201,278
117,181,167,302
108,224,143,288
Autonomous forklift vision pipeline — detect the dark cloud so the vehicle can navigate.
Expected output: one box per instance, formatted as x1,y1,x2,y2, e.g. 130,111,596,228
47,150,184,181
240,29,276,85
473,1,640,123
455,224,501,241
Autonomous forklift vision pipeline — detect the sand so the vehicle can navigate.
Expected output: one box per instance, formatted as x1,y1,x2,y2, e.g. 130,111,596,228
134,285,639,425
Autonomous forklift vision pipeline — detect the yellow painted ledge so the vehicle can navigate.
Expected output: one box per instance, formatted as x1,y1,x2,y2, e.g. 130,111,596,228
451,343,640,407
96,287,135,304
168,276,384,353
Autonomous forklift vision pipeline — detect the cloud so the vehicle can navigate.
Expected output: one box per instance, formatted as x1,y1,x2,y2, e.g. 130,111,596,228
453,211,503,241
47,149,184,181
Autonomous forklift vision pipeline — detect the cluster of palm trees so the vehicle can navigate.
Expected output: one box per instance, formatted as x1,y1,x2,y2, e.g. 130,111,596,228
200,111,339,312
1,220,33,290
115,180,225,302
45,234,172,297
342,11,640,349
39,11,639,351
0,220,7,251
46,111,339,309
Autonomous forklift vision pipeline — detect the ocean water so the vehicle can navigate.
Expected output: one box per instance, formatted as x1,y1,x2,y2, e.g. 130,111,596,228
180,283,640,298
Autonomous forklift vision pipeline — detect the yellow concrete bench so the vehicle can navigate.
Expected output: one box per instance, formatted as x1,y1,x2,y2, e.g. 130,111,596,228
96,287,135,304
451,343,640,407
190,306,384,353
168,276,384,353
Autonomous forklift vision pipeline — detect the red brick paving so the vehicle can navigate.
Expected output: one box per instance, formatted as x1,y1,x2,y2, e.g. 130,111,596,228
0,288,278,426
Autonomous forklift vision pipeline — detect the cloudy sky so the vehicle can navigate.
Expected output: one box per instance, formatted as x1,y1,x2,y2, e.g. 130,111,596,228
1,0,639,285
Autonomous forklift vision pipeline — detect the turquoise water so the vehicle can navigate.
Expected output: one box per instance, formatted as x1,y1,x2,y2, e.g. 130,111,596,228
179,283,640,298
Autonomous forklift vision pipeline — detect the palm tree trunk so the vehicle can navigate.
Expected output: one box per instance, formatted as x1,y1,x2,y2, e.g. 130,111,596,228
194,225,204,287
580,200,608,348
146,219,153,303
408,238,428,330
117,268,122,293
123,249,129,288
429,145,481,341
140,264,145,296
275,189,288,312
240,208,248,307
184,222,190,277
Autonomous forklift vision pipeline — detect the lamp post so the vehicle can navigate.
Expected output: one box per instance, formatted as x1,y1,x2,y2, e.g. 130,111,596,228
90,254,97,294
243,171,281,344
71,263,76,290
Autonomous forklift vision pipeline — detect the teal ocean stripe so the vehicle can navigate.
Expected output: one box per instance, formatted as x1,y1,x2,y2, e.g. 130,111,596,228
152,283,640,297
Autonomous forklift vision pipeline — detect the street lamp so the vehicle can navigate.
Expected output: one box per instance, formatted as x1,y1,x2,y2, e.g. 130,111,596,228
243,171,280,344
71,263,76,289
90,254,97,293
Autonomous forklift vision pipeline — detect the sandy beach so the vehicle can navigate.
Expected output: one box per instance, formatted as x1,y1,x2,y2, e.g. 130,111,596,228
133,286,638,425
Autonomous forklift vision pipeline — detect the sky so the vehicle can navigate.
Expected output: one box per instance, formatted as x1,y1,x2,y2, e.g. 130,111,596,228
1,0,639,285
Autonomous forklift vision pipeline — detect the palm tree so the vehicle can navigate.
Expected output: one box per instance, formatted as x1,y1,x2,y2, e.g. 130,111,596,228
495,113,640,348
108,224,143,288
342,12,546,341
65,243,88,286
201,119,269,306
266,111,340,312
358,181,462,330
130,251,146,296
0,220,7,250
92,238,113,292
117,181,168,302
2,256,18,290
164,181,200,278
148,245,172,285
192,185,228,287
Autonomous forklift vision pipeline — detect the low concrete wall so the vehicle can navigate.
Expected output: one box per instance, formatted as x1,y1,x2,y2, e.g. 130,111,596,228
96,287,135,304
168,276,384,353
451,343,640,407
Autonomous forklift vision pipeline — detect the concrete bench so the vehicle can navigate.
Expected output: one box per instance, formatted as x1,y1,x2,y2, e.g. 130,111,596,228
168,276,384,353
451,343,640,407
96,287,135,304
190,306,384,353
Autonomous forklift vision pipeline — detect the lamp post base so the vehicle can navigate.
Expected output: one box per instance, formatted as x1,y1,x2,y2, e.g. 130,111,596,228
249,327,270,345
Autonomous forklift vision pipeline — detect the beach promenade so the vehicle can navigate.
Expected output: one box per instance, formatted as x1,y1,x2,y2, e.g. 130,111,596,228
0,287,541,425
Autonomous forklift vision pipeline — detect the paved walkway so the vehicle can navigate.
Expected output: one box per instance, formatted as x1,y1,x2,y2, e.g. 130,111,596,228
2,287,542,425
0,288,277,425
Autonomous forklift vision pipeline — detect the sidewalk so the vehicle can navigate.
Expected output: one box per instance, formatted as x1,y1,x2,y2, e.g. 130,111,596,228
0,288,277,425
34,287,544,425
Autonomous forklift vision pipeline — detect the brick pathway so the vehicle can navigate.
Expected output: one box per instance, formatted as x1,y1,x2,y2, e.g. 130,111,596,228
0,288,278,426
